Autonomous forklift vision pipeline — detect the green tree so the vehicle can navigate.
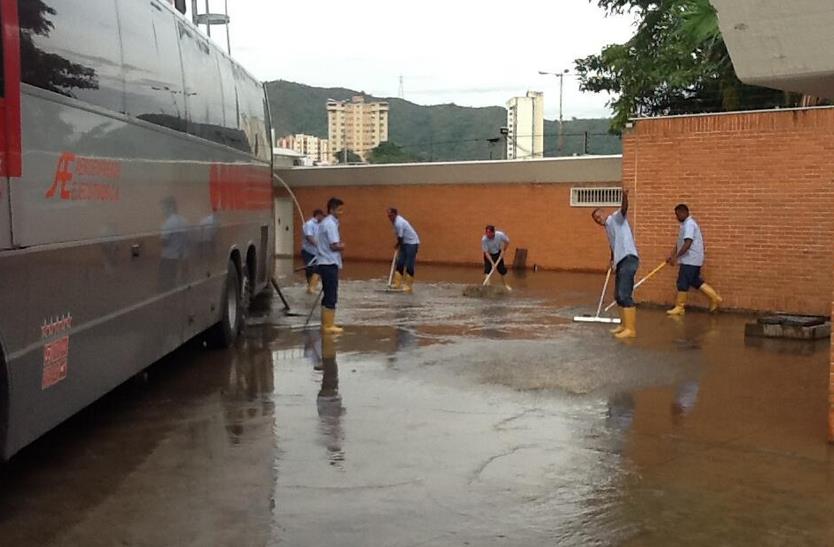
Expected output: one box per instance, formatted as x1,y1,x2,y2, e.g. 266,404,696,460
575,0,797,132
332,148,363,164
368,141,421,164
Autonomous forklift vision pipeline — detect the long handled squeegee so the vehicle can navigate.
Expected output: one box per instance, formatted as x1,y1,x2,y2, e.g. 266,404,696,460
574,267,620,324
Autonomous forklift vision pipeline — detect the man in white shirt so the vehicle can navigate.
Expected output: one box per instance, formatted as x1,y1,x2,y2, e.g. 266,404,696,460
592,189,639,339
386,208,420,293
302,209,324,294
316,198,346,334
665,204,723,314
481,225,511,291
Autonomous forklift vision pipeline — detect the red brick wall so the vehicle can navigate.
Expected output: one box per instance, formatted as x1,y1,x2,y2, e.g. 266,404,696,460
623,108,834,315
279,182,615,272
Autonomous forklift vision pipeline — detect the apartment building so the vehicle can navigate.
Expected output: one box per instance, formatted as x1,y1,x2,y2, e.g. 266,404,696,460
327,96,389,161
506,91,544,160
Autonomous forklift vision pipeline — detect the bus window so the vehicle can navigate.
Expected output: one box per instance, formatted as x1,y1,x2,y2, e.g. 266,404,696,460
19,0,124,114
120,0,186,133
233,65,269,162
177,21,225,146
217,56,248,152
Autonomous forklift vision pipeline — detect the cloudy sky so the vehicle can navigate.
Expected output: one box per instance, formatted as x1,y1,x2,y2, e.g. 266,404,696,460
192,0,636,120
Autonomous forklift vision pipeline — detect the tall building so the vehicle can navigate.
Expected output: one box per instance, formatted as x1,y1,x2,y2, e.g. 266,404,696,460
275,133,331,165
327,96,389,162
506,91,544,160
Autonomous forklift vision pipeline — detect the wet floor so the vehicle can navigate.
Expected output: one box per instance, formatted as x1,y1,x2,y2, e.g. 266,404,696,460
1,260,833,546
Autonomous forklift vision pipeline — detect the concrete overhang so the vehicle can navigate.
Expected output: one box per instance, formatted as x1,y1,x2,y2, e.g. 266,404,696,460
711,0,834,100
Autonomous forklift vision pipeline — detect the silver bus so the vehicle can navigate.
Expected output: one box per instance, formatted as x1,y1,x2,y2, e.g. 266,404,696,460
0,0,274,459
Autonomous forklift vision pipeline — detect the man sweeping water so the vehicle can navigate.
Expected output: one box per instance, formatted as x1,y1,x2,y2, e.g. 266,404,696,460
592,190,639,339
316,198,346,334
665,204,723,315
482,225,512,291
302,209,324,294
387,208,420,293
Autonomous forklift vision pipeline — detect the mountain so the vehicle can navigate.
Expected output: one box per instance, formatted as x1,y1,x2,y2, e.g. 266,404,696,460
265,80,622,162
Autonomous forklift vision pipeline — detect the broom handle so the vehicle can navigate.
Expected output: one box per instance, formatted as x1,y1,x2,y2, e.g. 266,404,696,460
595,267,612,318
483,251,504,286
387,248,398,287
603,262,666,312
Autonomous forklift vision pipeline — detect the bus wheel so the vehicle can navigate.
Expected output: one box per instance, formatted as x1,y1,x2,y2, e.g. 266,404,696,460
207,259,242,349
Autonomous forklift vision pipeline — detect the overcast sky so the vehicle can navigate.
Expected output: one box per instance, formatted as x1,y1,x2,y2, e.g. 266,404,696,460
192,0,636,120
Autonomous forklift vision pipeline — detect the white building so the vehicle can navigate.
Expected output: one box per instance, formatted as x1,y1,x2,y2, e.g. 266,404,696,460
274,133,330,165
506,91,544,160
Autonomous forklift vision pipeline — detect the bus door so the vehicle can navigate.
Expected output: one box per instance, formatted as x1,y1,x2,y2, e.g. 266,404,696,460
0,0,21,250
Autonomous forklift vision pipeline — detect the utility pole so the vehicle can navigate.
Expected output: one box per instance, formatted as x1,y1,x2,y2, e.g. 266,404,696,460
398,76,404,99
538,69,570,154
583,131,589,155
558,72,565,153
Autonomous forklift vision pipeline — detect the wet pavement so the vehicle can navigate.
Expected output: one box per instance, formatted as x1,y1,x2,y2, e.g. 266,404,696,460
1,261,833,546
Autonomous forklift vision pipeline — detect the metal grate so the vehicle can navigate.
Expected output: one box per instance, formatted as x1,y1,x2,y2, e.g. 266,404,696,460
570,187,622,207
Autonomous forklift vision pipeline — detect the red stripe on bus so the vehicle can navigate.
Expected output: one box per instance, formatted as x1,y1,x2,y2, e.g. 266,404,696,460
1,0,22,177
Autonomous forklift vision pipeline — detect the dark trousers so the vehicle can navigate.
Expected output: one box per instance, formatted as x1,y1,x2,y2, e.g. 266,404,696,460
484,253,507,275
396,244,419,276
301,249,316,281
677,264,704,291
615,255,639,308
318,264,339,310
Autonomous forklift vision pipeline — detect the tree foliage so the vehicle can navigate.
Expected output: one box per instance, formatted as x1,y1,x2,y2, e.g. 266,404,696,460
576,0,798,131
368,142,421,164
332,148,363,164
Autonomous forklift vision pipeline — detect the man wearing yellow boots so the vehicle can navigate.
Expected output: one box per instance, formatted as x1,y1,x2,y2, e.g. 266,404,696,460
666,204,722,315
592,190,639,339
316,198,346,334
387,208,420,293
302,209,324,294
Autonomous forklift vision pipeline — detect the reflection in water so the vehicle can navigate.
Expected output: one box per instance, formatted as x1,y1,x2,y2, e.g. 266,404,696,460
671,380,700,422
304,330,323,371
317,334,345,468
223,336,276,445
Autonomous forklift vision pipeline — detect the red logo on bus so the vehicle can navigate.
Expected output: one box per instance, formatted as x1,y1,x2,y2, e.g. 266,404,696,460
45,152,121,202
45,152,76,200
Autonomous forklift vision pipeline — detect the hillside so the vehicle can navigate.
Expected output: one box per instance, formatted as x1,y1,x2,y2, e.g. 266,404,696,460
265,80,621,161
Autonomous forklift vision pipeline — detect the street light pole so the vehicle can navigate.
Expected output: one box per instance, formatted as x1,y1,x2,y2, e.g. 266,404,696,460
538,69,570,154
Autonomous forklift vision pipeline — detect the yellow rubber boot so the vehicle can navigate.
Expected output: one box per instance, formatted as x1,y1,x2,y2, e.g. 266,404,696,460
666,292,688,316
307,273,320,294
610,307,625,334
321,308,344,334
391,271,403,289
614,307,637,339
403,273,414,293
700,283,723,312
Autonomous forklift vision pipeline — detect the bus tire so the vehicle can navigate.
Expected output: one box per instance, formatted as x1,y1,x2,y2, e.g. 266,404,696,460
207,259,242,349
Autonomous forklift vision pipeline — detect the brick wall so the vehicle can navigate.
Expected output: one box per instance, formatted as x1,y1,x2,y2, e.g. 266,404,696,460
623,108,834,316
276,158,621,272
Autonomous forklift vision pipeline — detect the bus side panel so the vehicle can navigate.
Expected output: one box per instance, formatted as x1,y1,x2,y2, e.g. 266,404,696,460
0,178,9,249
2,91,270,458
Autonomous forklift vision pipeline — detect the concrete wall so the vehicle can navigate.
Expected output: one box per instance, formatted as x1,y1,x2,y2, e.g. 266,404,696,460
623,107,834,315
275,157,622,271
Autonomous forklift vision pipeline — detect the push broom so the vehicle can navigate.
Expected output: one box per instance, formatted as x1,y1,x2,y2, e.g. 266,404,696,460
573,262,667,324
573,267,619,324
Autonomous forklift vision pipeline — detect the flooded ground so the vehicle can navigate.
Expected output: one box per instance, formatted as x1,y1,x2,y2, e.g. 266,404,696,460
1,260,832,546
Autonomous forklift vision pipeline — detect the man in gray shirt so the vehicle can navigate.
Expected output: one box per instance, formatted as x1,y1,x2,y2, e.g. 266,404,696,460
666,204,723,314
592,189,639,339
